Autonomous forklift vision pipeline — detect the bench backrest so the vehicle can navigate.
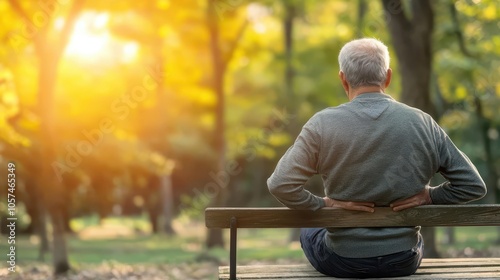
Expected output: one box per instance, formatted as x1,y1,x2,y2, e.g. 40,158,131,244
205,205,500,228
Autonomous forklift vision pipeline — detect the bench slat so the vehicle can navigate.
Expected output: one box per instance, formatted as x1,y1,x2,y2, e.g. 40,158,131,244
219,259,500,279
219,259,500,273
206,205,500,228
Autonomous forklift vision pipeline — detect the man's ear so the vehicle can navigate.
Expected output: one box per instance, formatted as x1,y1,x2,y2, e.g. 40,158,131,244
339,71,349,93
384,68,392,88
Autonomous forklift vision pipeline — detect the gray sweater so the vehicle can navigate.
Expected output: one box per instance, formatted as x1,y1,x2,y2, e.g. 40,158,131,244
267,92,486,258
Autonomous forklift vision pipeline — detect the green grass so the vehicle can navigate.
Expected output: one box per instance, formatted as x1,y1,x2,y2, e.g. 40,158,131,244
2,216,308,267
2,216,499,268
436,226,500,253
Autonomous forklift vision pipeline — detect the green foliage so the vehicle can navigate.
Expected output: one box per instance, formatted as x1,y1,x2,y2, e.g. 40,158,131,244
0,65,30,147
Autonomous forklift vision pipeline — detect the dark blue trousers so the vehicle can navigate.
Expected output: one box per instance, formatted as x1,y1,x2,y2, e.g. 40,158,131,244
300,228,423,278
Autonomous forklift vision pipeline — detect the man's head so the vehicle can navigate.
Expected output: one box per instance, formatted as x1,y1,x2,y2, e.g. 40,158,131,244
338,38,392,99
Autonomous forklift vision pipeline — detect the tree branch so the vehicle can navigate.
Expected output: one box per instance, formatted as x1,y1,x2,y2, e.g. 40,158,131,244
449,2,474,57
223,19,248,69
431,72,450,118
7,0,32,24
7,0,46,54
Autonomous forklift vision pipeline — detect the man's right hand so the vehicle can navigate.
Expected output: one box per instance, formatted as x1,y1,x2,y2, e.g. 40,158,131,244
323,197,375,212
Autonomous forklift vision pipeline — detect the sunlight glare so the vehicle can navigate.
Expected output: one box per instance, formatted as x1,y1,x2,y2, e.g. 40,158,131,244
65,13,111,59
54,17,65,30
247,4,270,34
64,13,138,63
122,42,139,63
93,13,109,29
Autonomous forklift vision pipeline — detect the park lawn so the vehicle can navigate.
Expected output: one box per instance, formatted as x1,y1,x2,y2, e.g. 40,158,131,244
4,216,500,264
5,230,305,265
4,215,307,266
436,226,500,257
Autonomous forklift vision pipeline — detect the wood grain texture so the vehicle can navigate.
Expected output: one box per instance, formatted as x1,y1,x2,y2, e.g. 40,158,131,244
218,258,500,279
205,205,500,228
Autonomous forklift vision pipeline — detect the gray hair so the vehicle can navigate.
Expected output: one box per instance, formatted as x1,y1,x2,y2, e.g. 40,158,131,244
338,38,390,88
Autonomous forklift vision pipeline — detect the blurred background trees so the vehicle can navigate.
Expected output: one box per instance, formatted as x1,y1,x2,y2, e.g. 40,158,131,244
0,0,498,275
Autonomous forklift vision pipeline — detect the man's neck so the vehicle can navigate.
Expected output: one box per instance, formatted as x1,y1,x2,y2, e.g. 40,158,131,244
348,86,385,101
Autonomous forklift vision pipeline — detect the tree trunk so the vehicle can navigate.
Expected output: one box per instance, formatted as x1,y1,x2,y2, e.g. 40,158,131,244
473,96,498,203
281,0,301,243
38,51,71,274
473,94,500,243
49,209,70,274
160,175,176,235
356,0,367,38
148,40,176,236
148,207,159,234
22,178,39,234
382,0,440,258
206,0,228,249
443,227,455,245
6,1,84,272
37,208,49,261
30,178,50,261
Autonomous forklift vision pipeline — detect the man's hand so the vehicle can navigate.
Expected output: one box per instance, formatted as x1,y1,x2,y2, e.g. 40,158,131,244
390,186,432,212
323,197,375,212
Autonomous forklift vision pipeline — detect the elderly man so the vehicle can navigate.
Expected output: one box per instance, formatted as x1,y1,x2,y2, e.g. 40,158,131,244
267,38,486,278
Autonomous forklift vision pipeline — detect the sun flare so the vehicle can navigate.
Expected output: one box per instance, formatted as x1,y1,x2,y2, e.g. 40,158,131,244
62,13,138,62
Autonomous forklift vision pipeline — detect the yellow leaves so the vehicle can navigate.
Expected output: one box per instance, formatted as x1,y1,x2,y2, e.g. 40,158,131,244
481,4,497,20
440,110,471,130
156,0,170,10
0,93,18,119
113,129,136,141
456,0,498,21
134,150,175,176
334,24,351,40
200,113,214,129
267,132,289,147
18,111,39,131
0,119,30,147
0,65,30,147
492,36,500,54
158,25,172,38
149,152,175,175
195,88,217,106
455,86,468,100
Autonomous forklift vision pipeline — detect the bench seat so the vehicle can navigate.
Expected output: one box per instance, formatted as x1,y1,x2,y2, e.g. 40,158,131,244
219,258,500,279
206,206,500,280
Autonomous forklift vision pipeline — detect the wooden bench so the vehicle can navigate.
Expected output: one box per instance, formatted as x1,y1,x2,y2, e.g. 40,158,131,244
205,205,500,279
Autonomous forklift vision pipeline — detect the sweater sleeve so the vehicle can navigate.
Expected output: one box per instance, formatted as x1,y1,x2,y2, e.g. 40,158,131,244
429,123,487,204
267,118,325,210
